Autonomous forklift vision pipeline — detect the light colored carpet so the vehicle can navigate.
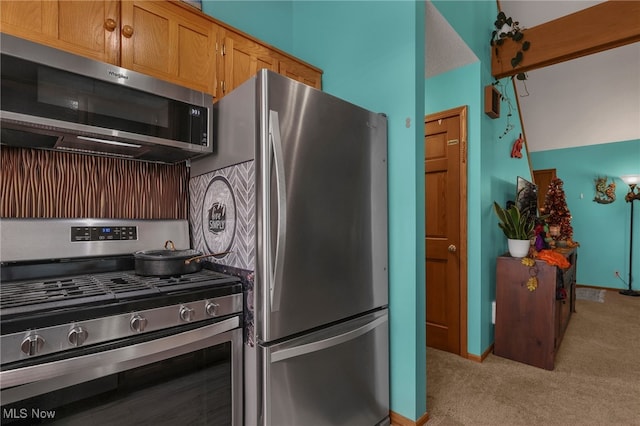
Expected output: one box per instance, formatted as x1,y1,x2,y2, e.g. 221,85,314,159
425,290,640,425
576,287,606,303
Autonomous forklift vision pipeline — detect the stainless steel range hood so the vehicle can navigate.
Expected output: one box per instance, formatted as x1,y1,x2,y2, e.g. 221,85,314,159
1,33,214,164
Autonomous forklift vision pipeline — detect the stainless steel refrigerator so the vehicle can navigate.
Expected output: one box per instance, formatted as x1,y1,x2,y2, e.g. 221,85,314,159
189,70,389,426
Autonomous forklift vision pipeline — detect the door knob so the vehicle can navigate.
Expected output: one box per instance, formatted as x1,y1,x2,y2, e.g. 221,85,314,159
448,244,457,253
122,25,134,38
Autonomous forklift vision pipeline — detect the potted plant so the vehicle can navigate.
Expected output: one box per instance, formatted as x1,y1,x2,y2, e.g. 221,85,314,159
493,201,534,257
490,11,530,81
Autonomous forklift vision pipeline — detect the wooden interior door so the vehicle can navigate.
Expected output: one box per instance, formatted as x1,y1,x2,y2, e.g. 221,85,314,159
425,106,467,356
533,168,556,214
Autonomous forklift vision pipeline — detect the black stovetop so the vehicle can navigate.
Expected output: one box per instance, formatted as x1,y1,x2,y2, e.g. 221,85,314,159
0,259,241,334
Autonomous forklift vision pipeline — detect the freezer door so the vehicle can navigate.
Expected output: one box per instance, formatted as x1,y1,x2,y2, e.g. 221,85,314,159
260,309,389,426
257,70,388,342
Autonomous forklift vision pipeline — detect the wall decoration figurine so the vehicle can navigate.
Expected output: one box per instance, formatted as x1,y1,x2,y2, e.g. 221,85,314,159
510,133,524,158
593,176,616,204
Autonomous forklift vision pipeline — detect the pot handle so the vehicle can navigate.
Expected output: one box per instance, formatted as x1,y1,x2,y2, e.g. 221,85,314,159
164,240,176,251
184,251,232,265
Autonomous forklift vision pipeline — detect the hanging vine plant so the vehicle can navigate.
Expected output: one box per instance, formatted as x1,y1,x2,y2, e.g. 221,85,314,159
490,11,530,81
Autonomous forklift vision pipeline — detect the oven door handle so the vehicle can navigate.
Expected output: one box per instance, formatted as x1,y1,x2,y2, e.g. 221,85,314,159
0,316,240,390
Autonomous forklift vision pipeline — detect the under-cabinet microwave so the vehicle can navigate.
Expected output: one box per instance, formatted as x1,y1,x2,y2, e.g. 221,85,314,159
0,33,213,164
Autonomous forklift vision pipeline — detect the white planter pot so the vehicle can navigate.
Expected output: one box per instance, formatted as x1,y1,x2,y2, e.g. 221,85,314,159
508,238,530,258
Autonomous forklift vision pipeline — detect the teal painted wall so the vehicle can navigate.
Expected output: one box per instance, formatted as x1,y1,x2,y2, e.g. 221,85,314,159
201,0,427,421
432,0,497,61
291,2,426,420
530,140,640,290
201,1,293,52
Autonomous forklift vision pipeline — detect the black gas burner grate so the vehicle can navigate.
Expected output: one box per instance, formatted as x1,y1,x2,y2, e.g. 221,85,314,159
0,276,115,315
0,269,235,317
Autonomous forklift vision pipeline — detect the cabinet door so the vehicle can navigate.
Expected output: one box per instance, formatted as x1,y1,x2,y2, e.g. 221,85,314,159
120,1,217,96
278,58,322,90
1,0,120,64
220,29,278,97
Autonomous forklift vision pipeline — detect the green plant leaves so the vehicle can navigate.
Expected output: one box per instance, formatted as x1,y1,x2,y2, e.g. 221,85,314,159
493,201,534,240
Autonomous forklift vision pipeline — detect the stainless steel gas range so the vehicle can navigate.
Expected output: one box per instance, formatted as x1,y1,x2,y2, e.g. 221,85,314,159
0,219,243,426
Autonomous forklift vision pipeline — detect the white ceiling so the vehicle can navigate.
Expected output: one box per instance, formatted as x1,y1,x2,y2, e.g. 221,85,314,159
426,1,640,153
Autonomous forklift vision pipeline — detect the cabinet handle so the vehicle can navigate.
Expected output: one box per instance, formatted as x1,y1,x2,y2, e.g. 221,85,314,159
104,18,117,32
122,25,134,38
221,80,226,93
448,244,457,253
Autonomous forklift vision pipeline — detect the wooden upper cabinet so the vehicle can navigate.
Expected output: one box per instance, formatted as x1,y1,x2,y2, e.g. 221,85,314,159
0,0,120,64
219,28,322,97
1,0,217,96
278,57,322,90
1,0,321,98
219,28,278,97
120,1,218,96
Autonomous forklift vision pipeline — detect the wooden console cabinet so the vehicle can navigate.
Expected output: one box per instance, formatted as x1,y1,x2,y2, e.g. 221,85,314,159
494,248,577,370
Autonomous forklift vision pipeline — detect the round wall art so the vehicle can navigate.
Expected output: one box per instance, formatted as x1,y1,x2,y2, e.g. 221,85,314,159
201,176,237,257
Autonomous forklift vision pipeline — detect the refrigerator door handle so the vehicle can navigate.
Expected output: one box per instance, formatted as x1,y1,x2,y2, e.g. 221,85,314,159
269,110,286,312
270,314,388,363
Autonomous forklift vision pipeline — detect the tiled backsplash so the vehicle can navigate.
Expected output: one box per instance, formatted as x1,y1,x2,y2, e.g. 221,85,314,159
0,147,188,219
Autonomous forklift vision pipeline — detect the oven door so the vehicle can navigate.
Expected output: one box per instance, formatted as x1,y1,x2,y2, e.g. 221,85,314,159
0,318,242,426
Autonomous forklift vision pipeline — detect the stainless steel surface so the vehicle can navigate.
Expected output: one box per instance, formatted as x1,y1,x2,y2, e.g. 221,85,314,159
67,326,88,347
260,310,389,426
130,314,148,333
2,327,243,426
193,70,390,426
0,218,190,262
267,109,286,312
1,316,240,389
256,70,389,342
1,323,244,426
1,268,232,318
1,294,242,365
1,110,212,157
270,312,388,363
191,70,389,426
20,335,45,356
190,76,257,176
0,34,206,105
0,33,213,164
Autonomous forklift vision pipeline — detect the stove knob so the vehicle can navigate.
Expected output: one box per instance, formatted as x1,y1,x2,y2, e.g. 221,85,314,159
21,334,45,356
130,314,148,333
180,306,195,322
205,302,220,317
68,326,89,347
